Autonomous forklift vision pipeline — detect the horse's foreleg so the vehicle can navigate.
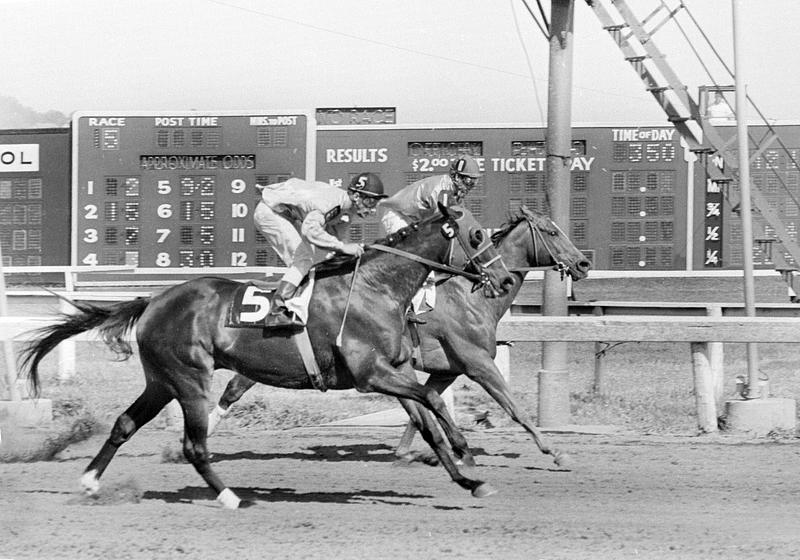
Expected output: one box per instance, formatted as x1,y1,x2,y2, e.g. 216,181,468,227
467,359,569,469
362,360,488,496
82,382,172,495
208,374,257,435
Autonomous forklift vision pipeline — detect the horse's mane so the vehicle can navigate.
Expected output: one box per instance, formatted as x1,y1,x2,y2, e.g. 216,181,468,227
312,213,441,277
490,205,537,246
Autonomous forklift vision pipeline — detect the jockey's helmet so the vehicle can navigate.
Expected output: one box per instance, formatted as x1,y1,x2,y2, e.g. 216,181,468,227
450,156,482,199
348,172,388,199
449,155,482,179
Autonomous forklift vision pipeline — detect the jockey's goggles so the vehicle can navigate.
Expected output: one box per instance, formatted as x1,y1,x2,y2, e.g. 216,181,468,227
458,175,477,188
358,195,381,209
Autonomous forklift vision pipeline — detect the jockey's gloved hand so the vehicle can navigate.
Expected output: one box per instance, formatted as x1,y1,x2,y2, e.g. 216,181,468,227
340,242,365,257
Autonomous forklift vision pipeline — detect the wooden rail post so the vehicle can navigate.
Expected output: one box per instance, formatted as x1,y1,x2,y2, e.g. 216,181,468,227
691,342,719,433
706,305,725,411
592,306,609,397
57,298,76,381
0,244,20,401
494,343,511,383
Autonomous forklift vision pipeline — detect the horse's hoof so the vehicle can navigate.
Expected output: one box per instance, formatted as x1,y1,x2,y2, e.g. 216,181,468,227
217,488,241,509
80,470,100,495
471,482,497,498
553,451,571,470
456,455,476,468
395,450,439,466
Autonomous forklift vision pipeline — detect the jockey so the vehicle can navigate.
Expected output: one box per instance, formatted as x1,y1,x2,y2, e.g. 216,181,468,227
254,172,388,328
378,155,482,313
379,155,482,233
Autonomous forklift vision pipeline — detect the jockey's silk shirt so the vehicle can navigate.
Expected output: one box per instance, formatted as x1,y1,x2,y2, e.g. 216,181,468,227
260,178,353,250
379,174,457,227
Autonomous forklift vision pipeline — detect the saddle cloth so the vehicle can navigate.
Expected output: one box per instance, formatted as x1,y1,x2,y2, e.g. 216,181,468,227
226,274,314,328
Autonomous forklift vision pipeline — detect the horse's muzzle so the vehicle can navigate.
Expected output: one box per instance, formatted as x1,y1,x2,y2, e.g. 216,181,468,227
569,259,592,281
482,274,515,298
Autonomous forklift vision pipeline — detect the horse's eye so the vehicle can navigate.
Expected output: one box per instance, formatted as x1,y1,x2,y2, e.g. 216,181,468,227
549,230,558,237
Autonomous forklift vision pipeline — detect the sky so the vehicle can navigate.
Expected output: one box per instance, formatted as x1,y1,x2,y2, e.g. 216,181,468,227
1,0,798,127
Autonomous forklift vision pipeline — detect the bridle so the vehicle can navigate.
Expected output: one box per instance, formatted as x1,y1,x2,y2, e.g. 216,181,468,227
508,216,570,280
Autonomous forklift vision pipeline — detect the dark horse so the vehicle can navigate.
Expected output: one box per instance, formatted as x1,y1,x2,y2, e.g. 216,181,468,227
209,206,591,466
19,204,515,509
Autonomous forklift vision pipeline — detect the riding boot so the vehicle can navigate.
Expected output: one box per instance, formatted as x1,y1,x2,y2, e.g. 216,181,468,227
265,280,304,328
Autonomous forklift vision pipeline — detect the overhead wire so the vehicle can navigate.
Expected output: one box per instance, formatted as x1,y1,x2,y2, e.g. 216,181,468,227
533,0,550,32
204,0,537,80
519,0,549,39
510,0,546,123
204,0,650,109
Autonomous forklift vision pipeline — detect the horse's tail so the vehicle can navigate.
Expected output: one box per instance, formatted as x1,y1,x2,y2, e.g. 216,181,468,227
18,297,151,396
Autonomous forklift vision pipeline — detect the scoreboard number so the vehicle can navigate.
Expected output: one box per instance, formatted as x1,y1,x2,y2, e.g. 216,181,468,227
231,179,247,193
83,229,98,243
157,204,173,218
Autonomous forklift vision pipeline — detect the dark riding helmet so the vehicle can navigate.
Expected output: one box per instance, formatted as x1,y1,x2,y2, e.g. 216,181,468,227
348,172,388,199
449,155,482,179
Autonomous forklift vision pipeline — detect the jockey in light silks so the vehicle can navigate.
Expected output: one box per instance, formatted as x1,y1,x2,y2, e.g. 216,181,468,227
378,155,483,313
254,172,388,328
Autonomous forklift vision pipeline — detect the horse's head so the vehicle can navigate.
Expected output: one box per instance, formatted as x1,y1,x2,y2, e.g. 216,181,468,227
516,205,592,280
437,201,515,297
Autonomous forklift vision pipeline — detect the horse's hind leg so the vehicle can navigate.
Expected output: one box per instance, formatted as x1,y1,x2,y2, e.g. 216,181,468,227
179,394,243,509
82,382,173,495
395,374,457,460
208,374,256,435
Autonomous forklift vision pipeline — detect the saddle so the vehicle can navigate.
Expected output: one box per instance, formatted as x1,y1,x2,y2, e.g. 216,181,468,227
224,274,436,390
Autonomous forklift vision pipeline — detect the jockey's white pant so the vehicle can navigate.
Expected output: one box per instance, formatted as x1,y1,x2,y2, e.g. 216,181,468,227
254,201,335,286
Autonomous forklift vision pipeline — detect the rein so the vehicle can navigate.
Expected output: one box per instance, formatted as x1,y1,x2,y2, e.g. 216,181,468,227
334,238,489,346
367,243,486,284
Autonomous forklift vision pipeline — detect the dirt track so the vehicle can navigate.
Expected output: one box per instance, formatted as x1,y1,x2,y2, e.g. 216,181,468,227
3,425,800,560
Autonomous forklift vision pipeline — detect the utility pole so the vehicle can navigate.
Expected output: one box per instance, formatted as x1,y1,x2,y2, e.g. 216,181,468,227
539,0,574,427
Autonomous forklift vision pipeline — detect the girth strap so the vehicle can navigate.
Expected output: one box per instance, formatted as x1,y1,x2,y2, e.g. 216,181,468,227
407,318,424,369
293,330,327,392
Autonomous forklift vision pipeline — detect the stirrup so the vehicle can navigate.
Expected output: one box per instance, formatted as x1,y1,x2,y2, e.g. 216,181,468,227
264,309,304,329
406,310,427,325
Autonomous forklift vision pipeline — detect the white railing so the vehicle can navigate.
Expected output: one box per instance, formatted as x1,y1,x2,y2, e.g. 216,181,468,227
3,312,800,433
1,265,286,290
